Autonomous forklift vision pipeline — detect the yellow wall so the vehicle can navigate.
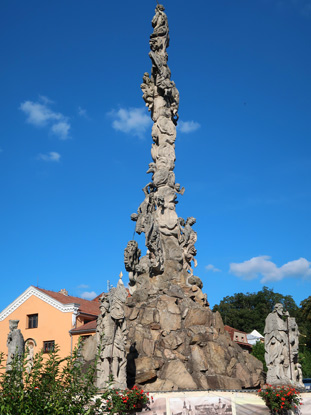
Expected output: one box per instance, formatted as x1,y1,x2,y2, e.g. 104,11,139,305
72,332,96,350
0,294,74,361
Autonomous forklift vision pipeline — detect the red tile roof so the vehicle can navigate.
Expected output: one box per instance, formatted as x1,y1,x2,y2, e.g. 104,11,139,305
70,320,97,334
34,286,102,316
224,325,252,350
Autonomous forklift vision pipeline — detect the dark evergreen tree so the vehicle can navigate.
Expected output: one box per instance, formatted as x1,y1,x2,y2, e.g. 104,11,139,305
212,286,298,334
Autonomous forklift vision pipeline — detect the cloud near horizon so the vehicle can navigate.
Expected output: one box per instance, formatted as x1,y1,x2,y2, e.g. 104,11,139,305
20,96,71,139
37,152,61,162
81,291,97,300
178,120,201,133
109,107,152,138
230,255,311,283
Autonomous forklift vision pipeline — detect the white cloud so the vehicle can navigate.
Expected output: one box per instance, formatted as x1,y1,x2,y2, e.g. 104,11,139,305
178,120,200,133
81,291,97,300
205,264,221,272
230,255,311,283
77,284,89,289
38,95,54,105
78,106,88,118
109,107,152,138
37,152,61,162
51,122,70,139
20,96,71,139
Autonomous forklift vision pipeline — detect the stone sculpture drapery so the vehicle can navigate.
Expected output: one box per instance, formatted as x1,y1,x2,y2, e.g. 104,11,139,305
96,274,127,389
264,303,304,389
6,319,24,372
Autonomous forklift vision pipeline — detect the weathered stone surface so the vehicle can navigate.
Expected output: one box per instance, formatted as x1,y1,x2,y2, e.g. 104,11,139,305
81,335,97,362
128,307,139,321
190,345,209,372
161,332,184,350
205,375,243,390
184,308,212,328
160,360,197,390
140,307,154,325
159,310,181,331
163,284,184,298
135,356,162,383
142,338,155,356
214,311,225,334
146,378,178,391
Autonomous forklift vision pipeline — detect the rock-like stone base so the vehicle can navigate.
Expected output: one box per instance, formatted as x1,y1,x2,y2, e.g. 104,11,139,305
125,274,263,391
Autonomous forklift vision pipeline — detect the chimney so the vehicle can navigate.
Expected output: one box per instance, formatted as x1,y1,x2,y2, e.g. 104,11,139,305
59,288,68,296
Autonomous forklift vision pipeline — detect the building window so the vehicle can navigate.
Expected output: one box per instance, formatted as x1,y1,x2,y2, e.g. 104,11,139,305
28,314,38,329
43,340,55,353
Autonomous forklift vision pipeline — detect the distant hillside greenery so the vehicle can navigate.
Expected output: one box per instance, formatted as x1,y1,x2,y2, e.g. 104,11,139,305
212,287,311,377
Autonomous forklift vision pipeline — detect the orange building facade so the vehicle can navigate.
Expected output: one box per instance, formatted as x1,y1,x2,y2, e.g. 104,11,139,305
0,286,101,361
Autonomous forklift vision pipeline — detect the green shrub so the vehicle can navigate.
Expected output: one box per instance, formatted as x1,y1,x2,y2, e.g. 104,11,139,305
0,345,151,415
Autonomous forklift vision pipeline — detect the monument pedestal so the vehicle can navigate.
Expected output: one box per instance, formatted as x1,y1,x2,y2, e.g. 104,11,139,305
125,276,263,391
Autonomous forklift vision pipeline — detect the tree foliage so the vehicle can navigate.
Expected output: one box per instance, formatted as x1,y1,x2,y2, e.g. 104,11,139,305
212,286,298,334
297,296,311,350
251,341,267,372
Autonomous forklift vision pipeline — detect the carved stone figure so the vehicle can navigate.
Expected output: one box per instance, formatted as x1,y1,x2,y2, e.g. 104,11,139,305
25,339,35,373
97,274,127,389
288,317,304,388
141,72,154,111
179,217,198,275
264,304,289,385
6,319,24,372
264,304,304,388
124,240,141,285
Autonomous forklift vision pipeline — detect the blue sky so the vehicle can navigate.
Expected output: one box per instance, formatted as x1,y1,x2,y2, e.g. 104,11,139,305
0,0,310,312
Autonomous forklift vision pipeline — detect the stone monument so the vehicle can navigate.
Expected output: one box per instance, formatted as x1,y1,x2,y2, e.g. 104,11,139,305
6,319,24,372
121,3,264,391
264,303,304,389
97,273,127,389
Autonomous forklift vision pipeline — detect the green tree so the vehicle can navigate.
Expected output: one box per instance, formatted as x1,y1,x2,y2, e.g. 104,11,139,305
299,350,311,378
212,286,298,334
251,341,267,372
297,296,311,351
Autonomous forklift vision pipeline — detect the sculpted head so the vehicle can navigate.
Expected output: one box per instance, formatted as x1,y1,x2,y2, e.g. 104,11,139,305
273,303,284,316
156,4,165,12
186,217,196,226
9,320,19,331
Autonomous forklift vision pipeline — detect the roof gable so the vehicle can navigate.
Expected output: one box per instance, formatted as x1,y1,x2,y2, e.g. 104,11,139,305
0,286,80,321
35,287,100,316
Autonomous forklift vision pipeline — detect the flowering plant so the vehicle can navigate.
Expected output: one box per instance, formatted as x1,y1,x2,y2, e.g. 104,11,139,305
258,384,302,414
100,385,152,414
